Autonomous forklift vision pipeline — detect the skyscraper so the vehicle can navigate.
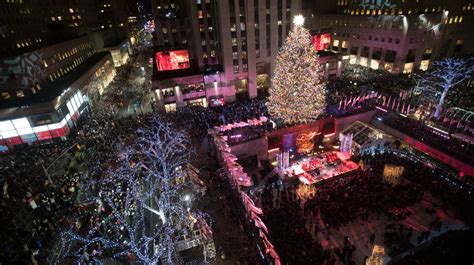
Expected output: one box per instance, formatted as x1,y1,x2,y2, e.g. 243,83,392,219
304,0,473,73
0,0,139,152
151,0,302,110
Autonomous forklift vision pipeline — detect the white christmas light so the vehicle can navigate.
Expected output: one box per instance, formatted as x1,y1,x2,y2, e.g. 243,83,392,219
293,14,305,27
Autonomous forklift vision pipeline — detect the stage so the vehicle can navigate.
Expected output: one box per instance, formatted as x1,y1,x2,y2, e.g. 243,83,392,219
281,151,359,185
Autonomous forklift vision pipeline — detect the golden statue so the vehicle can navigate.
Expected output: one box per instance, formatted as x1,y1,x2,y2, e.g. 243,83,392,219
296,131,317,154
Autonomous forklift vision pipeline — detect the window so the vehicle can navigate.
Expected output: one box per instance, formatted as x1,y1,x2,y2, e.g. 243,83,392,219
16,90,25,98
165,103,177,113
420,60,430,71
403,62,414,74
2,92,11,100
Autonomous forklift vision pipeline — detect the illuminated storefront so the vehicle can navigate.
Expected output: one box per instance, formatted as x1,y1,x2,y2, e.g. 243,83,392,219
0,90,88,153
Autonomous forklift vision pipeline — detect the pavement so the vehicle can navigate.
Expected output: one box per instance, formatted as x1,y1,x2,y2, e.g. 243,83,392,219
310,192,465,265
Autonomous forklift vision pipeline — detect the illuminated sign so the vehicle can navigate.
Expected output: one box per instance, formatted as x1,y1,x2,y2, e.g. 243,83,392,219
209,95,225,107
0,90,84,150
312,34,331,51
155,50,190,71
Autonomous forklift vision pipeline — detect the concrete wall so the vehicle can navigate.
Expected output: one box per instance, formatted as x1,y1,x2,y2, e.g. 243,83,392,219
230,137,268,162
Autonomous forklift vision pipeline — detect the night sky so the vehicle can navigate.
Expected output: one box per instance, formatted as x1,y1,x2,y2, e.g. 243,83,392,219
140,0,152,14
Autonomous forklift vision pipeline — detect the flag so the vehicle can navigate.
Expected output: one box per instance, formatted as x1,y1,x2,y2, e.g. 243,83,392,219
396,99,401,111
338,100,342,110
254,218,269,234
401,102,406,114
391,98,397,110
407,104,411,114
442,115,450,123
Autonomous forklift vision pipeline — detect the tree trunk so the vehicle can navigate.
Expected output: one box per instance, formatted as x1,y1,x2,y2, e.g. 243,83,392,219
434,86,450,118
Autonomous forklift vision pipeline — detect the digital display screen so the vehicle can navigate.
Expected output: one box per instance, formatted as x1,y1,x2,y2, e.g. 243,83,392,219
209,96,225,107
312,34,331,51
155,50,190,71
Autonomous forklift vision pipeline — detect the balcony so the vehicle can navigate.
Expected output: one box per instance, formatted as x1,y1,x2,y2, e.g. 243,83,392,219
164,96,176,103
182,90,205,100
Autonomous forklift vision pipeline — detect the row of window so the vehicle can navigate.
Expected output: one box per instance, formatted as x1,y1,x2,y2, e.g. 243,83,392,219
50,14,82,22
42,42,91,69
446,16,464,24
336,0,348,6
15,37,42,48
1,83,42,100
48,55,89,82
344,6,449,16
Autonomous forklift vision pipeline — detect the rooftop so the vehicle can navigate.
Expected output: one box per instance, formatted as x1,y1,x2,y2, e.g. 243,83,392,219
0,52,109,109
341,121,392,146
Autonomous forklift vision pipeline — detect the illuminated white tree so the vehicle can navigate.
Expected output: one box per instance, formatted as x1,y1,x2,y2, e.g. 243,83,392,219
267,15,326,124
415,58,474,117
61,117,201,264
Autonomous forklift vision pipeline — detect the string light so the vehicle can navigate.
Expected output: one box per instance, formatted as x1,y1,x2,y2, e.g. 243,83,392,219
293,14,305,27
60,117,209,264
267,22,327,125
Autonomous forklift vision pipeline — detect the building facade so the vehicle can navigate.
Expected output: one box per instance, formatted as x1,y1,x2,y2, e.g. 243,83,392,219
0,1,141,152
0,35,116,153
0,48,115,153
151,0,304,111
0,0,136,59
305,0,473,74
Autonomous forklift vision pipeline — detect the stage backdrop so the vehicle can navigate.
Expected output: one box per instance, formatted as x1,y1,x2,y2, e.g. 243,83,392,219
267,118,335,152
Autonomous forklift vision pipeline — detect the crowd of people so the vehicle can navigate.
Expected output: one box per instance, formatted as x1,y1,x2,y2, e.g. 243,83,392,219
382,114,473,164
304,169,421,230
0,53,154,263
220,98,268,123
0,142,82,263
260,186,334,264
250,149,474,264
1,47,472,264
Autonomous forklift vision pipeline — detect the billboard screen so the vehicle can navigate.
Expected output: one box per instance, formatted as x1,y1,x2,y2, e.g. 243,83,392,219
312,34,331,51
209,95,225,107
155,50,190,71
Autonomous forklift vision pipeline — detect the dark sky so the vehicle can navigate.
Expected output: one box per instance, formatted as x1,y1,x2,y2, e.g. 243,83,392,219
140,0,151,14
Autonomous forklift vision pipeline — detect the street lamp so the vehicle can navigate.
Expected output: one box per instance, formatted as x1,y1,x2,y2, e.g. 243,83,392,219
184,194,190,201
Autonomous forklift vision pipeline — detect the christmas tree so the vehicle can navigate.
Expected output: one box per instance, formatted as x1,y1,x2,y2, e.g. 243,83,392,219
267,15,326,125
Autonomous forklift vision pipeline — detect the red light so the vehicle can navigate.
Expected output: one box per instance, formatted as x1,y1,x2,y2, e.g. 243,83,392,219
312,34,331,51
155,50,190,71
